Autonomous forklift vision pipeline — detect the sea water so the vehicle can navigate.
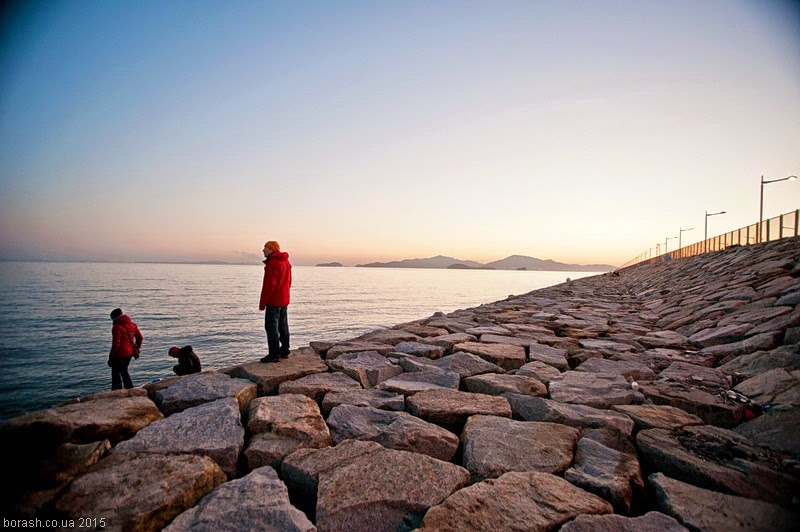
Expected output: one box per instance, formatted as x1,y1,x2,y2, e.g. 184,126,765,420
0,262,598,419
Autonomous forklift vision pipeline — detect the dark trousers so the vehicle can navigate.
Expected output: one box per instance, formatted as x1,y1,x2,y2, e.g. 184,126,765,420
111,357,133,390
265,305,290,357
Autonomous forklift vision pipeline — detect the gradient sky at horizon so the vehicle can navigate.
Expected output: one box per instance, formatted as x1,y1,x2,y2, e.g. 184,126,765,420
1,0,798,267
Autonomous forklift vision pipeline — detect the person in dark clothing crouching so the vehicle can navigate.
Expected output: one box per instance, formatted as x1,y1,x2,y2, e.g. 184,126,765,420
169,345,202,376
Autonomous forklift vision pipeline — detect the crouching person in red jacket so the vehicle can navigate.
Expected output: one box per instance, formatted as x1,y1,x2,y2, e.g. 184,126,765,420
259,240,292,363
108,308,143,389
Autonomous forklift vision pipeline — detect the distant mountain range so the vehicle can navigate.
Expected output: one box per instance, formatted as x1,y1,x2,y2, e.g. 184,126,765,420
355,254,615,272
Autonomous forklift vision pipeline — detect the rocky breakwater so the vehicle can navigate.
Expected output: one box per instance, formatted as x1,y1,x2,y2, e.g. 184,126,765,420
2,238,800,531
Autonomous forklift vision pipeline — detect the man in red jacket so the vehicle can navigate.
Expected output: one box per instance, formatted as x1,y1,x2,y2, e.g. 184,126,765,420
259,240,292,363
108,308,143,389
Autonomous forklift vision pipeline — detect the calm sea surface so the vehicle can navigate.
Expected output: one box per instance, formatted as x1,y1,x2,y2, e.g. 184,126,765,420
0,262,598,419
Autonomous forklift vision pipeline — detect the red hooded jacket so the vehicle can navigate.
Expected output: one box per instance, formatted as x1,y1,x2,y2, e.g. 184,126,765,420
110,314,143,359
259,251,292,310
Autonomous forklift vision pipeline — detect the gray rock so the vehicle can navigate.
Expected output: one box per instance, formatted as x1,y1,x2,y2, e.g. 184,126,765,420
406,389,511,426
734,409,800,455
505,395,635,436
327,351,403,388
611,404,703,432
451,341,526,370
248,394,331,448
327,405,459,461
698,332,781,361
153,372,257,415
315,447,469,532
578,338,636,355
278,371,362,403
639,381,743,427
393,341,446,359
222,349,328,395
718,346,800,379
420,472,612,531
734,368,798,405
659,361,731,390
53,453,226,532
564,437,644,514
689,323,754,348
165,466,315,531
649,472,798,532
324,341,394,360
419,332,478,352
355,329,421,345
528,343,570,371
638,331,690,349
113,398,245,478
461,415,579,481
515,360,562,383
575,358,656,381
321,389,405,416
549,371,639,408
431,352,504,377
465,325,511,336
637,425,799,506
244,432,314,471
377,370,460,395
561,512,688,532
462,373,547,397
479,333,534,348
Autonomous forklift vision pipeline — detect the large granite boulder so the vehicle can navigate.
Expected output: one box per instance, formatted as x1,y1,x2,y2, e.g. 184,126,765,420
659,361,731,390
326,405,459,461
327,351,402,388
637,330,691,349
430,352,505,377
734,409,800,455
637,425,799,506
528,343,570,371
718,346,800,380
515,360,562,383
113,398,245,478
247,394,331,447
356,329,421,345
639,381,743,427
315,447,470,532
649,472,798,532
549,371,640,408
561,512,688,532
461,415,579,481
575,358,656,382
734,368,799,405
393,341,446,359
1,388,163,445
505,394,635,435
451,341,526,371
611,404,703,432
278,371,362,403
321,389,405,417
564,437,643,514
462,373,547,397
165,466,314,531
281,440,384,505
222,350,328,395
420,472,612,531
324,341,394,360
152,372,257,415
53,453,226,532
421,332,478,350
406,389,511,427
377,370,460,395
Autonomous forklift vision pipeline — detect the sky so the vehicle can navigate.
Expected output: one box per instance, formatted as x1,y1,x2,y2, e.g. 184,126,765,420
1,1,798,267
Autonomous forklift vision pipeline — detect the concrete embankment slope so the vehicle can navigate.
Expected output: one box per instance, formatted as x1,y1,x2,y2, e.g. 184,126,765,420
2,238,799,530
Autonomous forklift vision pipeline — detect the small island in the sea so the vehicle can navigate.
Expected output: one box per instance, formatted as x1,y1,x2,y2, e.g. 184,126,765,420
316,262,344,267
356,254,614,272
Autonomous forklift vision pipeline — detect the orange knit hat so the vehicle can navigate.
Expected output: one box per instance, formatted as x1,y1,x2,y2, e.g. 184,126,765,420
265,241,280,252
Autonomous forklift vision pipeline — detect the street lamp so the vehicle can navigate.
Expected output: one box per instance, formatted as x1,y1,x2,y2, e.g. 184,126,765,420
679,227,694,251
759,175,798,243
704,210,726,253
665,236,676,254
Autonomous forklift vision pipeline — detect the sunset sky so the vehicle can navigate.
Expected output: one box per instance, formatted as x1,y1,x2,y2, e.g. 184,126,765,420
1,1,798,267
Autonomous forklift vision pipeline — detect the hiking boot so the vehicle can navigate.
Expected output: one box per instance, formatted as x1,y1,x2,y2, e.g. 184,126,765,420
279,351,290,359
260,355,280,363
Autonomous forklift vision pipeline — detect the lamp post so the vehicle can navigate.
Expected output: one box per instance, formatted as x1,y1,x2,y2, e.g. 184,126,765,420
665,236,676,254
759,175,797,243
704,210,726,253
679,227,694,253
